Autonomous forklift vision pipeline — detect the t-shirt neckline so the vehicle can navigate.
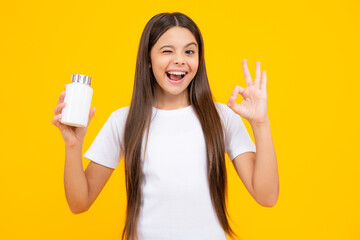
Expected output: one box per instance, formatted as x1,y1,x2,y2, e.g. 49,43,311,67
152,105,193,115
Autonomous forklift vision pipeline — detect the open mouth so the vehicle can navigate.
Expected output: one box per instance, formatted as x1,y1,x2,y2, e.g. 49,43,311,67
166,72,187,81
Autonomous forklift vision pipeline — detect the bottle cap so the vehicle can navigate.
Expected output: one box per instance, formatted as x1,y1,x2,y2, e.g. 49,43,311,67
71,74,92,86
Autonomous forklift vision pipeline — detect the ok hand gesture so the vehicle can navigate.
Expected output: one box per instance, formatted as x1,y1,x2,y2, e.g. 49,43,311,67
227,59,269,125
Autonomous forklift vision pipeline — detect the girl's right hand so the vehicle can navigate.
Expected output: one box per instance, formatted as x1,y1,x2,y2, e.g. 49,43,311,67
52,84,96,147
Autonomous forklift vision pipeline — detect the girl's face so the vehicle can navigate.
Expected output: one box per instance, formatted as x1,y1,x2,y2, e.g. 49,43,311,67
150,27,199,106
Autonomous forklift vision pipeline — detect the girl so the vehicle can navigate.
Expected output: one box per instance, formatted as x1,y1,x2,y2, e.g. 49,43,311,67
52,12,278,240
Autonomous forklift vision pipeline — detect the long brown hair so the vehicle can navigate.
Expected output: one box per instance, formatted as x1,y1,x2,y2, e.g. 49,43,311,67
122,12,237,240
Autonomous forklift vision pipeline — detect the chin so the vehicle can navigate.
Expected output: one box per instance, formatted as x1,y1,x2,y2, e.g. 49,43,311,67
165,87,189,97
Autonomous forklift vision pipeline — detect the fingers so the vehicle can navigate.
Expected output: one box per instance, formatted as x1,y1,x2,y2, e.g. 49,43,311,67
53,86,67,129
254,61,261,89
227,95,241,115
57,83,67,104
54,101,66,115
55,86,67,114
52,113,63,129
231,85,246,99
52,99,66,130
231,85,249,100
227,95,236,108
227,85,246,108
57,91,66,105
242,59,253,87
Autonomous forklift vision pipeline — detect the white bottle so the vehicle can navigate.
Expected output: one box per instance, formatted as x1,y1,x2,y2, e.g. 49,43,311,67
60,74,93,127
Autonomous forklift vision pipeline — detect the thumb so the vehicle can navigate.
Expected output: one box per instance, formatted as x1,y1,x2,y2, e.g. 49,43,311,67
227,96,242,116
227,96,236,109
88,107,96,124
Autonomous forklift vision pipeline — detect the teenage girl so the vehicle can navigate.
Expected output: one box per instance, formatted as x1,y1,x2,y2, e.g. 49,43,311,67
52,12,278,240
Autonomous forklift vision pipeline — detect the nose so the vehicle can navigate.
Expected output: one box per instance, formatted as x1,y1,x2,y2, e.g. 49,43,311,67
174,53,185,65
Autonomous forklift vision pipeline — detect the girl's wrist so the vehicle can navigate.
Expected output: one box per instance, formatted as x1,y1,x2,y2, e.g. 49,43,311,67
249,116,270,128
65,139,84,149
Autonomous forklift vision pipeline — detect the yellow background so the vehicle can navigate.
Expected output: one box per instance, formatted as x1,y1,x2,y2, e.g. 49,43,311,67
1,0,359,239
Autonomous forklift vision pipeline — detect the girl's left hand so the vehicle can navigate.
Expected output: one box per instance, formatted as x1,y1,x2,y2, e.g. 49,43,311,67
227,59,269,125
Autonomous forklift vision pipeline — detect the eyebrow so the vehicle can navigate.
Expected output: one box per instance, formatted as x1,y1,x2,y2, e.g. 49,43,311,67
159,42,198,50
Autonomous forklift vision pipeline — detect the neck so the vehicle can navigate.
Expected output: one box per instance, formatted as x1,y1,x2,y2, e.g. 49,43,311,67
153,88,190,110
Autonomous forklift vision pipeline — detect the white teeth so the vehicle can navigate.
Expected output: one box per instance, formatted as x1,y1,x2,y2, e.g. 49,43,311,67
167,71,186,75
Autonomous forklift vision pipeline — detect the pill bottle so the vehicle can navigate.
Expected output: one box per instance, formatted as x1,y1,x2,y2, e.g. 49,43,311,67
60,74,93,127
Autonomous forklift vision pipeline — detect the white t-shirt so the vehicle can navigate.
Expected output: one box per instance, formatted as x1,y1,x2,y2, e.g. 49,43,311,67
84,102,256,240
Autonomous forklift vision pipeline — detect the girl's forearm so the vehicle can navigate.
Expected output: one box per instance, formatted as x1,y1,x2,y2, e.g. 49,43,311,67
64,141,89,214
250,118,279,207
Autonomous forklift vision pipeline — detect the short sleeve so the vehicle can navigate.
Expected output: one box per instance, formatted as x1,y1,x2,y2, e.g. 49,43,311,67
222,106,256,161
83,112,123,169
